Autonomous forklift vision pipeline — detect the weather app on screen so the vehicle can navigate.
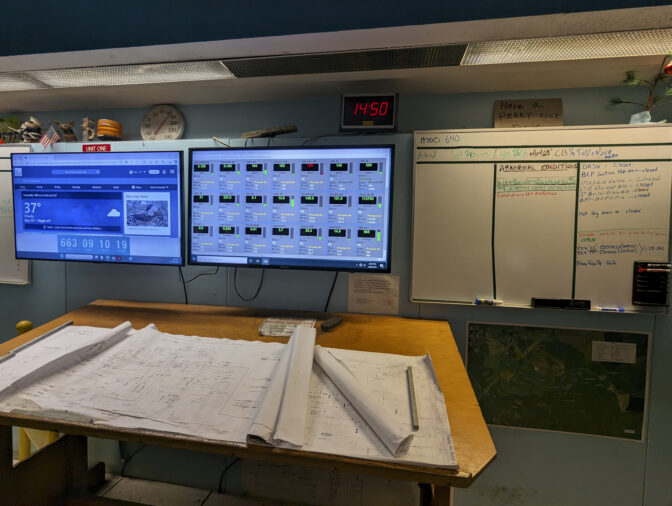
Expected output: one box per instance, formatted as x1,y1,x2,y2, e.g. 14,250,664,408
189,146,393,272
11,151,183,265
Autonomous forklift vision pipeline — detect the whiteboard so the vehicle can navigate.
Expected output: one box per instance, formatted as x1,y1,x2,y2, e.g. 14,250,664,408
411,124,671,311
0,146,30,284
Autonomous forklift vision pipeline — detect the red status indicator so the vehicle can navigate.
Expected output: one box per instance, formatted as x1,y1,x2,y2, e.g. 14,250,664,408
341,94,397,131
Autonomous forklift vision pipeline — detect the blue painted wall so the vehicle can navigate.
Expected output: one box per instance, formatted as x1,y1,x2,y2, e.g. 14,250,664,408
1,85,671,505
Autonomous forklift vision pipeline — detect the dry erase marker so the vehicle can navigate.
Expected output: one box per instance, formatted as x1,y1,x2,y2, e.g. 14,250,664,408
475,298,503,306
597,307,625,312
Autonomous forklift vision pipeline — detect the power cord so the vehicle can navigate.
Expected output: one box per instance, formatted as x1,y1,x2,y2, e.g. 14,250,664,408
120,443,147,476
178,266,221,304
324,271,339,312
234,267,265,302
217,457,242,493
301,131,361,145
178,267,188,304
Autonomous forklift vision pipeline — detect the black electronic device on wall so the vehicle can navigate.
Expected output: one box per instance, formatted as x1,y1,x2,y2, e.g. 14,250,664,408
340,94,397,132
633,261,670,306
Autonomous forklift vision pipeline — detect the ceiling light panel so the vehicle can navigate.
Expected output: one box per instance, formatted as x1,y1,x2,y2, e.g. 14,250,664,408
0,72,50,91
25,61,234,88
463,28,672,65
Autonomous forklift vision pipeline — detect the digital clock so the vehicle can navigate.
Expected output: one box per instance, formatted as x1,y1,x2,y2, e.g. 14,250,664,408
341,94,397,131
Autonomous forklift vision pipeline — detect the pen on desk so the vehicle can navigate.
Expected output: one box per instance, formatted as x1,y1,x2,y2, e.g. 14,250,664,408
406,366,419,430
597,307,625,312
0,320,74,364
475,298,503,306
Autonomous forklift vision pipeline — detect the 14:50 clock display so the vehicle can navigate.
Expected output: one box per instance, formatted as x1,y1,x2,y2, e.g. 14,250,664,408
341,94,397,131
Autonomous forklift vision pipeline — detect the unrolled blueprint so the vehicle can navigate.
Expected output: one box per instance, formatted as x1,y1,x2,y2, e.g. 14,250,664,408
0,324,285,442
0,322,457,469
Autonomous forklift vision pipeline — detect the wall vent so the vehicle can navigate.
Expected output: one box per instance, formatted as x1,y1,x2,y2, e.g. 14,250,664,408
221,44,468,78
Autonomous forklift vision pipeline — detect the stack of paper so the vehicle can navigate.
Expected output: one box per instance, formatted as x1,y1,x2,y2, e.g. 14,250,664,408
0,323,457,469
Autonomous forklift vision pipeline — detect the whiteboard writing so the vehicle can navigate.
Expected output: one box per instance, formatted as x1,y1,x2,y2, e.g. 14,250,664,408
416,144,669,164
575,160,671,308
494,163,576,304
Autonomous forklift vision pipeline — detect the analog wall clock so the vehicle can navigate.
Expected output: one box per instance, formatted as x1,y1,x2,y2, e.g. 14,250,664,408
140,104,185,141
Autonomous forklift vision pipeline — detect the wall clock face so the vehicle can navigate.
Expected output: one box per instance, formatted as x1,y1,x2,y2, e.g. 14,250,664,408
140,105,185,141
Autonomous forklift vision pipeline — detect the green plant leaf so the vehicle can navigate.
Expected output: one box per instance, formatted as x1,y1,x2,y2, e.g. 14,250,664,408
624,77,649,87
0,117,20,131
609,98,646,108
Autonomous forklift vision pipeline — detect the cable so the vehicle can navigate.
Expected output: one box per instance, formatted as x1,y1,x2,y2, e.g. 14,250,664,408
64,262,68,313
200,491,213,505
178,266,221,305
300,131,361,145
217,457,241,493
234,267,265,302
324,271,339,312
178,266,189,304
120,443,147,476
183,266,220,284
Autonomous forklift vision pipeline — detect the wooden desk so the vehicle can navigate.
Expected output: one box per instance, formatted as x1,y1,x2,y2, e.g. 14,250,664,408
0,300,496,505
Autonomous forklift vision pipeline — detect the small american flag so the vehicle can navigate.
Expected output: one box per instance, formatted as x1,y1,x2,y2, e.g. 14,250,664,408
40,125,60,149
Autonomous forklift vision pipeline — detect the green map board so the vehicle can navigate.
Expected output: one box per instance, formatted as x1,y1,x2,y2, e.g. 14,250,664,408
467,323,648,440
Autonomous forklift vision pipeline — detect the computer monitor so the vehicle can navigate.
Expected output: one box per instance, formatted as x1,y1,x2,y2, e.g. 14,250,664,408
188,145,393,272
11,151,184,265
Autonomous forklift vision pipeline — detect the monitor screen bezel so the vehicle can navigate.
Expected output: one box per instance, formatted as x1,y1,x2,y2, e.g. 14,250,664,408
187,145,394,273
10,150,186,267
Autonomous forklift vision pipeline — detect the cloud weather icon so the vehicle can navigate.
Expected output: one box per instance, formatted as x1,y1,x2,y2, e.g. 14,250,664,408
107,209,121,217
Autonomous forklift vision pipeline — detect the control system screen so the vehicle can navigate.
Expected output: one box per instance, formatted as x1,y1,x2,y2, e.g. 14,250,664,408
189,146,393,271
11,151,183,265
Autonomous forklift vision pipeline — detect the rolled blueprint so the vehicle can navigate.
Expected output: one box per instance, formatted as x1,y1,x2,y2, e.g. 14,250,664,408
248,325,316,447
247,334,294,445
313,345,413,457
0,321,133,400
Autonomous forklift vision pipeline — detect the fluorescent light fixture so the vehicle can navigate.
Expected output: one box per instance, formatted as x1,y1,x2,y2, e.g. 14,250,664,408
22,60,234,89
0,72,49,91
462,28,672,65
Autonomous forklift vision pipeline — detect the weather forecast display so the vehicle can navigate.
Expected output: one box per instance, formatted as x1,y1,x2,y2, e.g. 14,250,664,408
189,146,393,272
11,151,183,265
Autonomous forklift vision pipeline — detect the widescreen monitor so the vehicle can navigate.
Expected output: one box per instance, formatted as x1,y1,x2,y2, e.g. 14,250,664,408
189,146,393,272
11,151,184,265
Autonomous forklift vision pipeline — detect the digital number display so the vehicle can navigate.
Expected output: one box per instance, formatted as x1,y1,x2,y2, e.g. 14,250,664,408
58,235,130,256
341,94,397,131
